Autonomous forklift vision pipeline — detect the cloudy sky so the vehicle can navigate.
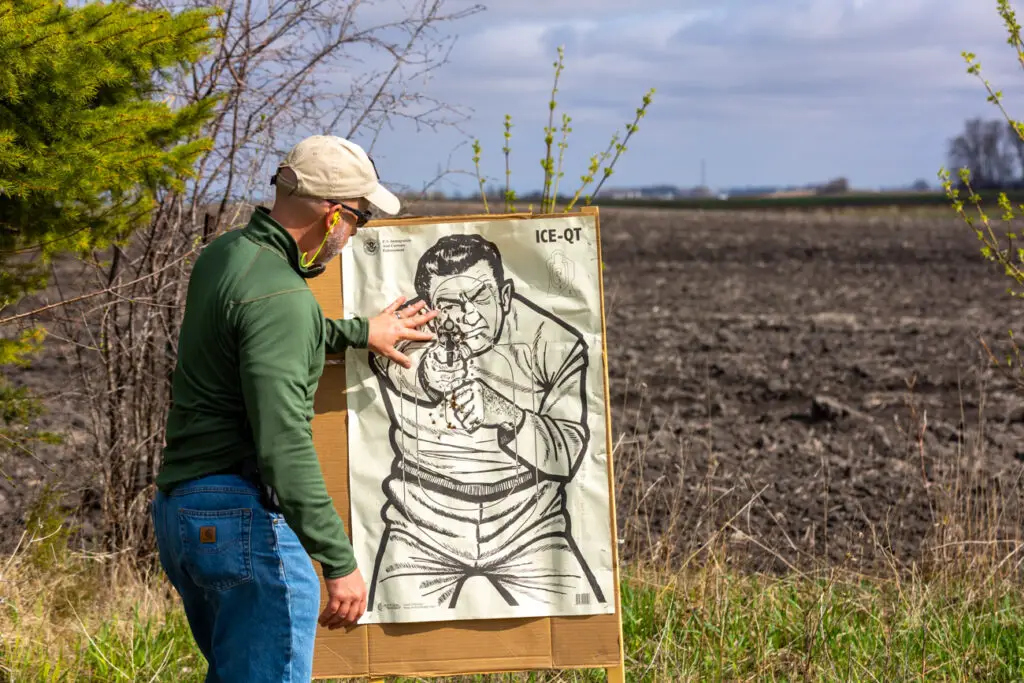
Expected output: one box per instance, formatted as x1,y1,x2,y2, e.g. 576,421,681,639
349,0,1024,197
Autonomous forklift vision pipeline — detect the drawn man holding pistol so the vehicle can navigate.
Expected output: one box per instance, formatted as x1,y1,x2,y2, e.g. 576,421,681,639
366,233,606,614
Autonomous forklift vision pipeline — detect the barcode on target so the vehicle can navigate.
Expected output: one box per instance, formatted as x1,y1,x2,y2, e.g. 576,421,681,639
575,592,591,606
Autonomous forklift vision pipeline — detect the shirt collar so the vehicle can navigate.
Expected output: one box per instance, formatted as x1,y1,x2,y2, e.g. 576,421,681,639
242,206,325,279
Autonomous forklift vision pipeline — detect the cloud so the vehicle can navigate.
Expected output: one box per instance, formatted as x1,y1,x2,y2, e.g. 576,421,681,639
448,0,1012,100
360,0,1024,194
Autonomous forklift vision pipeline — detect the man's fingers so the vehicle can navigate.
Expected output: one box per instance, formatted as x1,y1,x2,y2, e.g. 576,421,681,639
385,347,412,369
342,598,362,626
395,301,426,319
400,328,435,342
459,388,483,428
402,300,428,315
454,410,479,431
326,599,353,629
327,598,358,630
459,396,479,420
382,296,407,315
454,402,477,426
318,597,341,627
355,598,367,624
402,309,439,327
318,598,339,625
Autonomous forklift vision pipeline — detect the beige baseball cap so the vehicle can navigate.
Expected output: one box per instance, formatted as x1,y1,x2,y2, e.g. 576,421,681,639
273,135,400,215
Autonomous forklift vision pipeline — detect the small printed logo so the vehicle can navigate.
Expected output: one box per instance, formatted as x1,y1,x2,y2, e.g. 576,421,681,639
199,526,216,544
363,237,379,255
547,250,575,296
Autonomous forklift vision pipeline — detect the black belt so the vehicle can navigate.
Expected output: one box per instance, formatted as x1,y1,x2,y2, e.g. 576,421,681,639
210,458,283,513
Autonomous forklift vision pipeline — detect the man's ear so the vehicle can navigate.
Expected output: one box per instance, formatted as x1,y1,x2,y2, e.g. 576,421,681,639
500,279,514,310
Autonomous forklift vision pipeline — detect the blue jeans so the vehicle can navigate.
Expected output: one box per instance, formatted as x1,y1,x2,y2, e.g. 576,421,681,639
151,474,321,682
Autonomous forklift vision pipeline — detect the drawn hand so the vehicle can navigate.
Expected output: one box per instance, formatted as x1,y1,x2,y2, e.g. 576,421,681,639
319,567,367,630
367,297,438,369
449,380,485,432
421,342,468,394
450,380,523,432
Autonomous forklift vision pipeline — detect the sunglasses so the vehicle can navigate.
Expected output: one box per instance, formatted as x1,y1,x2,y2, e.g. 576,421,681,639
334,202,372,227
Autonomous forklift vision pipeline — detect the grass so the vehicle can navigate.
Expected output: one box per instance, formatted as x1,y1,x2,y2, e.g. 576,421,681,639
623,569,1024,681
5,414,1024,681
5,229,1024,681
6,541,1024,682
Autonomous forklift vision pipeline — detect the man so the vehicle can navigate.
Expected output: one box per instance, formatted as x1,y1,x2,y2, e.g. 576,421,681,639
364,233,606,618
151,135,437,682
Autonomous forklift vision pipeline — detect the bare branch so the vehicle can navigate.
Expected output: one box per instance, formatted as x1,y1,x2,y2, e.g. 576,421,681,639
18,0,482,558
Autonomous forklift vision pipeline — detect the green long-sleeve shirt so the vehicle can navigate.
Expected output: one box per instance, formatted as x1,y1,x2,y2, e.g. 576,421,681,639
156,206,367,579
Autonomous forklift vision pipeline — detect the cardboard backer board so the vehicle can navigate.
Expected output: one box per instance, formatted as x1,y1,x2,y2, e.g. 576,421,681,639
307,206,624,680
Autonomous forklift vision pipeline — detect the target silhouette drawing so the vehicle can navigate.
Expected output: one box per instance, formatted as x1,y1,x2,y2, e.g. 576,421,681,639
364,233,606,616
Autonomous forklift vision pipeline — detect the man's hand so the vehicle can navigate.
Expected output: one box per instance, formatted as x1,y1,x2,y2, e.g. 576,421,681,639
319,568,367,630
367,296,438,368
421,341,469,394
449,378,484,431
449,380,524,432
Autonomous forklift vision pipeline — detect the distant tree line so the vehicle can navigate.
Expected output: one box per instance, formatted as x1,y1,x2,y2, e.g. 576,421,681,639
947,117,1024,189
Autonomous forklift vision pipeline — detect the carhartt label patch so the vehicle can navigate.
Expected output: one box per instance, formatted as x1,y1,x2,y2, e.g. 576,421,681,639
199,526,216,544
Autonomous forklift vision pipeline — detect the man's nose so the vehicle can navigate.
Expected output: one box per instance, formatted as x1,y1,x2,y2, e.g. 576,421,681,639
461,299,481,322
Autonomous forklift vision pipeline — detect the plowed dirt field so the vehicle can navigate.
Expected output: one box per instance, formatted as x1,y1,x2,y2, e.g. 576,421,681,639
4,203,1024,575
595,206,1024,573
